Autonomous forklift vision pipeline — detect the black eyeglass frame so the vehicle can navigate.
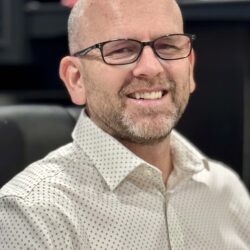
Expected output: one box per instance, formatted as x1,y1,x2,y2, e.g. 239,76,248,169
73,33,196,65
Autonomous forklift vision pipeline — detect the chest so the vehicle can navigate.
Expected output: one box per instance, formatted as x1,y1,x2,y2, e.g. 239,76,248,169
67,181,239,249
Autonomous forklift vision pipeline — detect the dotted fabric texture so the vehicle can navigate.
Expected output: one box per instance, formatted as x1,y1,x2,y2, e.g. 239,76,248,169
0,110,250,250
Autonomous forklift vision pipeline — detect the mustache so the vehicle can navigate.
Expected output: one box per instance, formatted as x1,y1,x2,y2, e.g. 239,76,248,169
120,75,175,96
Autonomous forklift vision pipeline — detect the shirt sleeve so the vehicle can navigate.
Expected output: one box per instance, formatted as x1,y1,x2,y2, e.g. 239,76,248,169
228,174,250,247
0,196,91,250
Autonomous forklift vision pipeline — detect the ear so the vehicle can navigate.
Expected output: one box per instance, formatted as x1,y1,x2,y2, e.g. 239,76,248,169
188,49,196,93
59,56,86,105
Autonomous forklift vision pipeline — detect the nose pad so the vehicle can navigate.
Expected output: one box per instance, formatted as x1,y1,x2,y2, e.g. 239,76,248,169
132,46,164,79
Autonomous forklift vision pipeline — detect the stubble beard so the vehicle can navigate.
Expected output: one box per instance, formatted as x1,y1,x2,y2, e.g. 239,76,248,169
110,96,187,145
90,77,190,145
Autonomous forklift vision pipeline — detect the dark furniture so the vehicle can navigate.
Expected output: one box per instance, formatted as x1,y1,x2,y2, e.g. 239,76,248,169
0,105,81,187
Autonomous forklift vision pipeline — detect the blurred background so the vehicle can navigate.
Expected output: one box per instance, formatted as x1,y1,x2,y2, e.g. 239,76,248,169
0,0,250,190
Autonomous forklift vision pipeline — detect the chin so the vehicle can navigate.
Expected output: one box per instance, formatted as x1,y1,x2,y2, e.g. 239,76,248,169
117,115,177,145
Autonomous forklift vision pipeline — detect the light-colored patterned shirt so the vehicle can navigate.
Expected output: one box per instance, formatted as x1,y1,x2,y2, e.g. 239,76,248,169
0,110,249,250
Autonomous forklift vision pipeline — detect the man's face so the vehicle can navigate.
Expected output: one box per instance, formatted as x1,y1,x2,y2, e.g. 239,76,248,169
73,0,195,144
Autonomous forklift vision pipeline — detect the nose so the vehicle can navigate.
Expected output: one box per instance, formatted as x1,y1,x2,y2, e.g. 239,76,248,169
132,46,164,79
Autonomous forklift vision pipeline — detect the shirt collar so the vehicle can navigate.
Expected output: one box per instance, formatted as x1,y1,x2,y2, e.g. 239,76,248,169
72,110,208,191
167,130,209,191
170,130,207,173
72,110,146,190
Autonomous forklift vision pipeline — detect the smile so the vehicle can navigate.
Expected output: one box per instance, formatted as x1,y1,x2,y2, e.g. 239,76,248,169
128,91,167,100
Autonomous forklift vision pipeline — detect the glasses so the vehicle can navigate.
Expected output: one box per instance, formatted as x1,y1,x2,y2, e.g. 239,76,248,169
73,34,196,65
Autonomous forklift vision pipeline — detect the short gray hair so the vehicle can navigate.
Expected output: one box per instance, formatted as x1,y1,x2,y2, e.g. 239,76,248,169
67,0,86,54
67,0,182,54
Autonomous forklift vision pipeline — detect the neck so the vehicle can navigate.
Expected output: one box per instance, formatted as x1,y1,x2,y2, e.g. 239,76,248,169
121,136,173,184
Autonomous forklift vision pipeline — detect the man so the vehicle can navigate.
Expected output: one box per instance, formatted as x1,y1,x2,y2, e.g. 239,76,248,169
0,0,249,249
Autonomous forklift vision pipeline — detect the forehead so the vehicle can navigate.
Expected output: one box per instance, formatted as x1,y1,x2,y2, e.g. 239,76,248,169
81,0,183,45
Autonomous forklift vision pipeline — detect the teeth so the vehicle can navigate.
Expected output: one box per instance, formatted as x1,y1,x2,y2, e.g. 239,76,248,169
132,91,163,100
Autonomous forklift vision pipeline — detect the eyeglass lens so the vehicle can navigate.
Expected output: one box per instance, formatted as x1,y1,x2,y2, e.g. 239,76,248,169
103,40,141,64
102,35,191,65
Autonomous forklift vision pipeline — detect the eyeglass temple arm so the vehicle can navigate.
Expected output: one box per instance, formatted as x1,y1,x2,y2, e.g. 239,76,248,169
73,44,102,57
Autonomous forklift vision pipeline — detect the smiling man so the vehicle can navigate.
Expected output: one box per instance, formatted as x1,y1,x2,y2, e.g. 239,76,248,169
61,0,196,184
0,0,249,249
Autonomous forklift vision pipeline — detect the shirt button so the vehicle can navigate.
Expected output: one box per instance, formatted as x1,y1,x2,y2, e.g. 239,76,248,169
144,168,153,177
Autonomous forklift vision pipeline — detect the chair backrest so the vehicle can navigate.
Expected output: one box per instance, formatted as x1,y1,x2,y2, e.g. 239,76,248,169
0,105,81,188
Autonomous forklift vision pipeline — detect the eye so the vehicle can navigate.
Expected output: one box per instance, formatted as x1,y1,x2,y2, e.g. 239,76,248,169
156,43,179,51
103,41,140,59
106,47,134,57
154,38,185,58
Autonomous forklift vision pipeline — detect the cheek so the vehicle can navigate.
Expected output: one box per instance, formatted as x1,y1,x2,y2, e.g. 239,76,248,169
83,63,130,104
164,60,192,91
163,61,193,108
87,62,130,92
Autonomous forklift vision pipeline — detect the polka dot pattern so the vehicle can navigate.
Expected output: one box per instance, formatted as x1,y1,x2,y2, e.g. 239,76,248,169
0,110,249,249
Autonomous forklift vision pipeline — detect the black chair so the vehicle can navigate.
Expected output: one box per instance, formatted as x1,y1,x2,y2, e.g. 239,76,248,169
0,105,81,188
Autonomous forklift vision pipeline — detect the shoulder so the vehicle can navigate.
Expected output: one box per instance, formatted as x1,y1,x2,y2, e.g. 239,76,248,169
0,137,97,249
206,159,246,189
0,191,87,249
0,142,92,248
0,141,92,199
198,158,250,208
